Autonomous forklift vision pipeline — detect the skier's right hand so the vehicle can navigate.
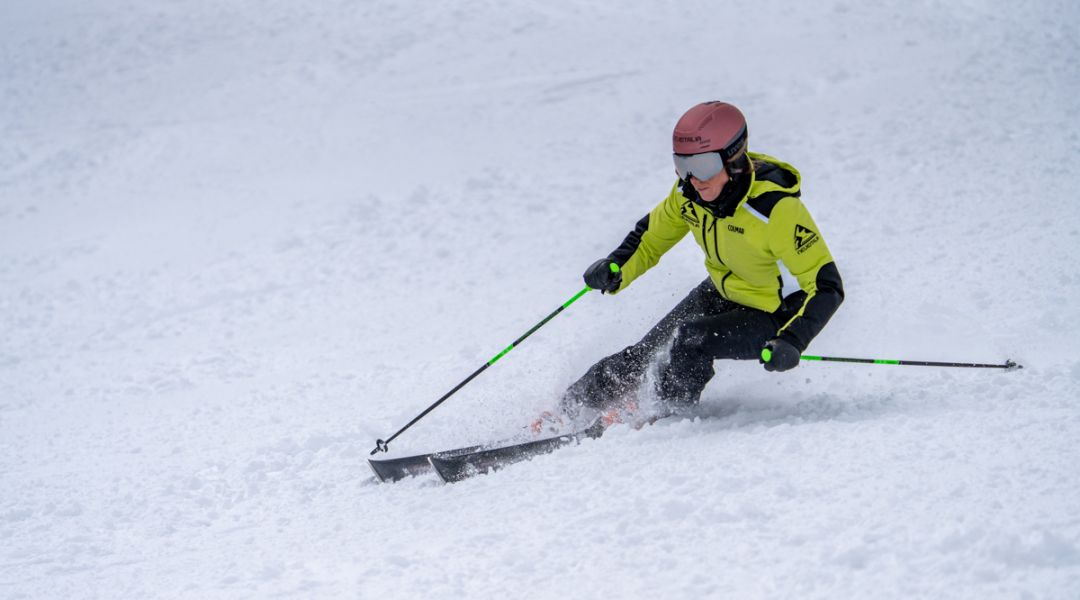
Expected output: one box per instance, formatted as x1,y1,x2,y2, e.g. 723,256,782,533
583,259,622,294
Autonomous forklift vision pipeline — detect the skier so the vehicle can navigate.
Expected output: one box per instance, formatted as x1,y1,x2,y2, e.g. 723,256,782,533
559,101,845,424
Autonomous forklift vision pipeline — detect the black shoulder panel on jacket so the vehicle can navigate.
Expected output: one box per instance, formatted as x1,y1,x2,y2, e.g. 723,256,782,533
746,160,800,218
754,160,798,189
746,192,788,218
608,213,651,267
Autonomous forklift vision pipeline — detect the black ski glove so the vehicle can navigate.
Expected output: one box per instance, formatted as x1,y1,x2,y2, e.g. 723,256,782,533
761,338,800,372
583,259,622,294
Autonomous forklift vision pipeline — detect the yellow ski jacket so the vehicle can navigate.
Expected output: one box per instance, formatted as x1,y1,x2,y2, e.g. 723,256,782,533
608,152,844,351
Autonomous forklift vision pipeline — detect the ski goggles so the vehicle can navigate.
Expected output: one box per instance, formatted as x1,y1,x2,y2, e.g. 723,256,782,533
673,151,726,182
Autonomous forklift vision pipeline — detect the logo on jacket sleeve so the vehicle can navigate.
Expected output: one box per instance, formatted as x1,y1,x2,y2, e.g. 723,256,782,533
794,224,819,253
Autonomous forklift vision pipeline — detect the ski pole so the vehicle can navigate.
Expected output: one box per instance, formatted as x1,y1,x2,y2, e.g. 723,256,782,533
370,264,620,455
762,350,1022,370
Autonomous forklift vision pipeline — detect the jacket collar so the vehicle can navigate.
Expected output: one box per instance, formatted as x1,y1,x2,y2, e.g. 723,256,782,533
679,167,755,219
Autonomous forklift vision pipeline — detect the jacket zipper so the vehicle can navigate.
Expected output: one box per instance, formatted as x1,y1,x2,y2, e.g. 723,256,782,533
702,213,724,266
699,210,710,260
702,211,731,297
713,217,722,265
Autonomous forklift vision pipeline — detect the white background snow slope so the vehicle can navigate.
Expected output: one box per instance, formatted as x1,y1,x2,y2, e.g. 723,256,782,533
2,0,1080,598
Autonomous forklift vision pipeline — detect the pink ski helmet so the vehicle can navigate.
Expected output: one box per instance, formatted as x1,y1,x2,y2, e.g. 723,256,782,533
672,102,749,178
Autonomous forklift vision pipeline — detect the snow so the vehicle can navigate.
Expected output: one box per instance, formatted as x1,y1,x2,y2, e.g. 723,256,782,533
2,0,1079,597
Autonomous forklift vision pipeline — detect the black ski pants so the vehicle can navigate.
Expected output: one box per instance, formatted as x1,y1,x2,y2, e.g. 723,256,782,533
562,278,804,413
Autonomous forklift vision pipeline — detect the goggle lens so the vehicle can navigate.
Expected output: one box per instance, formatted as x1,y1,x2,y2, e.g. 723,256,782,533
673,152,726,181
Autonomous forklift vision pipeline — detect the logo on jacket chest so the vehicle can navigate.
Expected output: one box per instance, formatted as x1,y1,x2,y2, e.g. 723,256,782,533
680,204,701,227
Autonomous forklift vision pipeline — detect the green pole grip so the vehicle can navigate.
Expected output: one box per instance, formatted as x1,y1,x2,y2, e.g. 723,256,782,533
584,262,621,293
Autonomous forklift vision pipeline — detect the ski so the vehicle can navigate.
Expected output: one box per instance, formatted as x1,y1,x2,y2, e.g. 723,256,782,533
428,417,606,483
370,404,653,483
367,421,590,482
368,443,483,483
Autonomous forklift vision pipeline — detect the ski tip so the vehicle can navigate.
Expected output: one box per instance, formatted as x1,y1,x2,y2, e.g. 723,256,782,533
368,455,437,483
367,459,389,483
1004,359,1023,371
428,455,469,484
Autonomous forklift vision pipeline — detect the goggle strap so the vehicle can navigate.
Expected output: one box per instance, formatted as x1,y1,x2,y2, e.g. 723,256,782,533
719,125,748,161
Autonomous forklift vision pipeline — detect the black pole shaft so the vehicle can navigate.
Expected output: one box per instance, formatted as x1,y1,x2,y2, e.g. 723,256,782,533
803,356,1021,370
371,363,492,454
370,286,592,455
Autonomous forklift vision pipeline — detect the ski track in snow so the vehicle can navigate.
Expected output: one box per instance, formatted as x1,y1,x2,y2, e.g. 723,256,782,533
2,0,1080,597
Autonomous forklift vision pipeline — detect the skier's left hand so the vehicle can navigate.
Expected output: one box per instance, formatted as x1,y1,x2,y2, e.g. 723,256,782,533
761,338,800,372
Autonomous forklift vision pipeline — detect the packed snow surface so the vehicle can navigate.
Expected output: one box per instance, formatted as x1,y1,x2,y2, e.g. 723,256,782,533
2,0,1080,597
